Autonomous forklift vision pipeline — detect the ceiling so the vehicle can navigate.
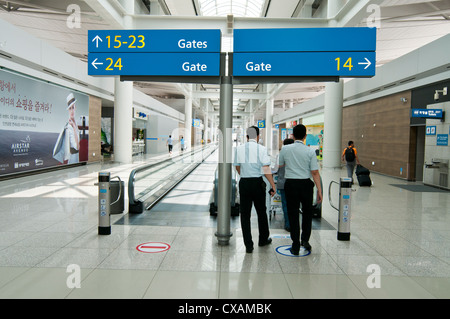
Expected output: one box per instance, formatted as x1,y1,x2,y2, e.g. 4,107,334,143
0,0,449,125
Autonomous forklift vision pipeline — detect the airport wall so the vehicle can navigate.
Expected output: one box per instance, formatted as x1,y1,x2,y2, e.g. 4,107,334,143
341,90,413,179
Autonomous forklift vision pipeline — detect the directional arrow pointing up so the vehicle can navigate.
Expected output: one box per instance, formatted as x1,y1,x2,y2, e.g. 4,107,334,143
92,35,102,48
358,57,372,70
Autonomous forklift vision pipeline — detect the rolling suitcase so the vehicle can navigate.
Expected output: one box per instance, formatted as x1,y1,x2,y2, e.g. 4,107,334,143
355,164,370,176
355,165,372,186
357,174,372,186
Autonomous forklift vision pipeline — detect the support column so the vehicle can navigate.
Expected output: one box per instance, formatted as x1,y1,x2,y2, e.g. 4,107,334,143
265,98,274,155
184,85,192,150
211,117,216,143
114,77,133,164
204,113,209,144
216,75,233,246
323,80,344,169
203,99,209,144
250,100,256,126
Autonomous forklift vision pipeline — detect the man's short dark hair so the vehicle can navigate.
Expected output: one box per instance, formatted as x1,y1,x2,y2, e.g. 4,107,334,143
293,124,306,140
247,126,259,139
348,140,354,146
283,138,294,145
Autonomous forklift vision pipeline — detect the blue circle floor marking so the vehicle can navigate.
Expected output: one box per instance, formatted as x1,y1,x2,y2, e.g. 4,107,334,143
275,245,311,257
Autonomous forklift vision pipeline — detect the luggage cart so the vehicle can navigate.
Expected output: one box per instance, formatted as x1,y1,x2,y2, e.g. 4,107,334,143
268,174,323,219
266,173,282,221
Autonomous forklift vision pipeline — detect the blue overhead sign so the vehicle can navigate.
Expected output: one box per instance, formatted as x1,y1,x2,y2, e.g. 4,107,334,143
88,52,220,76
257,120,265,128
233,27,376,78
88,29,221,53
193,119,201,127
233,51,376,77
411,109,443,119
233,28,377,52
87,27,377,79
87,29,221,77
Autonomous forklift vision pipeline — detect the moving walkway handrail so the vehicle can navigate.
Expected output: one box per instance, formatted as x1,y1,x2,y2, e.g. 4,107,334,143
128,144,216,212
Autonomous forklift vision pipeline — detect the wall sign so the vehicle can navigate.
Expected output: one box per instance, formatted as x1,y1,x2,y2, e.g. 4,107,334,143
426,126,436,135
437,134,448,146
411,109,443,118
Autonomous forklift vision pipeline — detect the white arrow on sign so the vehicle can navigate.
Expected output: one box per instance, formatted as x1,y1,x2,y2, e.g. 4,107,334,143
358,58,372,69
92,35,103,48
91,58,103,69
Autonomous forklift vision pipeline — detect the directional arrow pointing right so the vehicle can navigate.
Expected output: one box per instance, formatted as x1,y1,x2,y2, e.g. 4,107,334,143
358,57,372,70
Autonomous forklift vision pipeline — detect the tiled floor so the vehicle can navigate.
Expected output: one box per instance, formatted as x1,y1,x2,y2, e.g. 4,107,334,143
0,151,450,299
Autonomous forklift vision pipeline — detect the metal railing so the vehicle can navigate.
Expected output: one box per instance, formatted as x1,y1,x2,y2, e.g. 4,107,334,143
128,144,217,213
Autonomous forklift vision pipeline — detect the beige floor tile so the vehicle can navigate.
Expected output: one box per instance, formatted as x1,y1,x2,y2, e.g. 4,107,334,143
348,275,436,299
144,271,220,299
219,272,292,299
67,268,156,299
284,273,365,299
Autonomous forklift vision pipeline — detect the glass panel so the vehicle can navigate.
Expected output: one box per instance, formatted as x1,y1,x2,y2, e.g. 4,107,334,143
198,0,264,17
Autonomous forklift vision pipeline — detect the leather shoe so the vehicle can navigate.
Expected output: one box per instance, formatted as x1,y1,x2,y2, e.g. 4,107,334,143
289,247,299,255
301,241,312,251
258,238,272,247
246,246,253,253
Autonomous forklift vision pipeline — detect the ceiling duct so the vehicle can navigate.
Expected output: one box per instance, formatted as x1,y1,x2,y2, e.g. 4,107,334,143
227,14,234,34
158,0,171,15
141,0,150,12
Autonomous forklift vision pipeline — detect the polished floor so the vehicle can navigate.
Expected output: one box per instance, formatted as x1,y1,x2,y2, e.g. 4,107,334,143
0,150,450,299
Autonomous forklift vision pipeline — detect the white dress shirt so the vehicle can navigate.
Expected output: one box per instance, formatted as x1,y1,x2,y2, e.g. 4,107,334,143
233,139,271,178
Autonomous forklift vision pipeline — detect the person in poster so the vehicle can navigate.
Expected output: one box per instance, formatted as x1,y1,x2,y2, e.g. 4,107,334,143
53,93,80,164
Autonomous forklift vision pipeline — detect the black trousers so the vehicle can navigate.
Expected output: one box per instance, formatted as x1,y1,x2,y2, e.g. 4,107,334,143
238,177,270,249
284,178,314,251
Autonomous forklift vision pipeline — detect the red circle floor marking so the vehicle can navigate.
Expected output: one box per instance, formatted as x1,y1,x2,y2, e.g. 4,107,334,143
136,242,171,253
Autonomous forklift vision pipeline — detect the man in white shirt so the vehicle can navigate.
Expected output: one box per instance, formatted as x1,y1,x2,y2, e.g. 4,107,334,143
279,124,322,255
234,126,276,253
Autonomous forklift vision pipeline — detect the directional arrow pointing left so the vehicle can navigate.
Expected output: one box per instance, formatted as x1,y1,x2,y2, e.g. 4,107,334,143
91,58,103,70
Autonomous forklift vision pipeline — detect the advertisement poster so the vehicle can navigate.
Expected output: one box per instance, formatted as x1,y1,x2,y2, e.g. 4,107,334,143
0,69,89,176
